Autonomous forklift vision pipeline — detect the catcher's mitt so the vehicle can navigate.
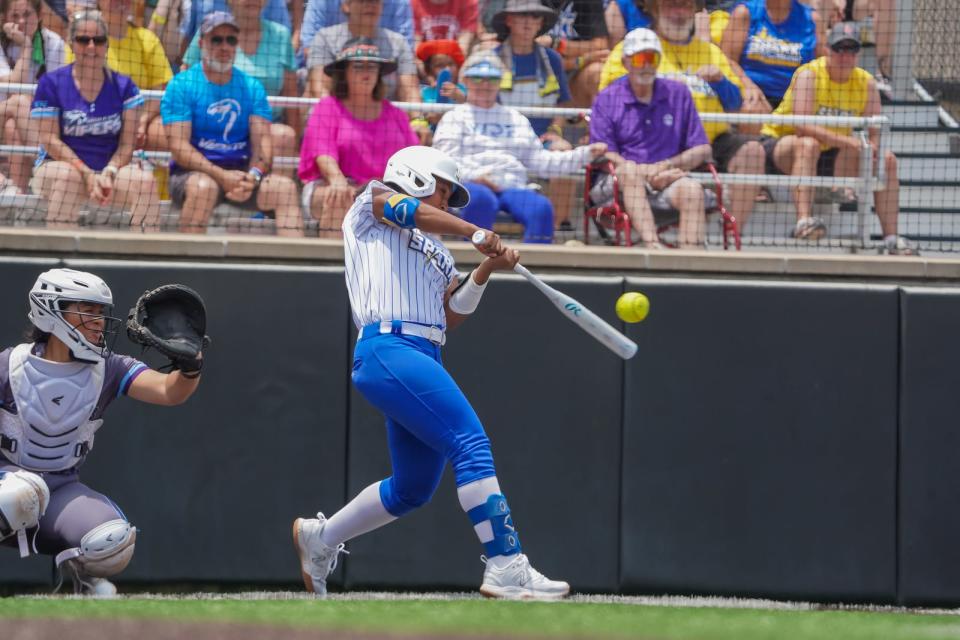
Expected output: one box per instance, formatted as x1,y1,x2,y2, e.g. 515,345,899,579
127,284,210,374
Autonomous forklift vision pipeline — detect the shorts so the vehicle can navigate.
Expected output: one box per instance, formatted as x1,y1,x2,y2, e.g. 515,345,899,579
168,169,268,212
761,136,840,176
711,132,762,173
589,171,703,213
300,178,358,219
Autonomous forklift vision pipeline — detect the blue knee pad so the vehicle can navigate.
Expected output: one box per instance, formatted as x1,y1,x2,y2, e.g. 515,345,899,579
467,494,521,557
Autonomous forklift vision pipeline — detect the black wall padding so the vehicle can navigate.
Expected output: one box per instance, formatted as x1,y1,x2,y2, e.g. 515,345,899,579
897,288,960,606
1,261,351,582
620,278,899,602
343,275,624,593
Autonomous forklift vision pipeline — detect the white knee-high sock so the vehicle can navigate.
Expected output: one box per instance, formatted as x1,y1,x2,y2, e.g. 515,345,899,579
457,476,514,568
319,481,397,547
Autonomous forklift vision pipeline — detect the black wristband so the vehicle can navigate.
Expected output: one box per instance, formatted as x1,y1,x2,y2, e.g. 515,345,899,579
180,368,201,379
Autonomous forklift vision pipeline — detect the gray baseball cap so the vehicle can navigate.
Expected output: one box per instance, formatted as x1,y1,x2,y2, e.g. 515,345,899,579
828,22,861,49
200,11,239,36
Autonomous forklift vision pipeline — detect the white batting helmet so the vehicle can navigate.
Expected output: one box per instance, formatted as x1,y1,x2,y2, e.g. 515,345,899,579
28,268,119,363
383,146,470,208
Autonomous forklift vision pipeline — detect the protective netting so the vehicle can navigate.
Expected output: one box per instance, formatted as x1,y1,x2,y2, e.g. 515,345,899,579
0,0,953,254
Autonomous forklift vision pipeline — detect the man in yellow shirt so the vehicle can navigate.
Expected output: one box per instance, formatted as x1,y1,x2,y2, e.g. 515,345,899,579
759,21,912,254
598,0,765,233
66,0,173,150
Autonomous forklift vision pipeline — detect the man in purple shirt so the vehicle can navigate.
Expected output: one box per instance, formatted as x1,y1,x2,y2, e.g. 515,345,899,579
589,28,712,249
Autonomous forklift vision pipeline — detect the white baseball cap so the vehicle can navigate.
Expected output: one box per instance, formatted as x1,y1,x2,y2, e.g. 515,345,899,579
622,28,663,57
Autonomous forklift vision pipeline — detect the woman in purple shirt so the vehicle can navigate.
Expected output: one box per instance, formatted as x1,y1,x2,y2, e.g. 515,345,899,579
29,10,161,231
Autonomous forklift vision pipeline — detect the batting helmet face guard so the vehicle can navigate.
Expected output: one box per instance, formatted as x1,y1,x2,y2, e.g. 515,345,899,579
28,268,121,363
383,146,470,209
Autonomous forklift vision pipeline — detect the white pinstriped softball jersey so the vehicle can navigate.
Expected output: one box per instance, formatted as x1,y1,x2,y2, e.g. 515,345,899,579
343,181,457,330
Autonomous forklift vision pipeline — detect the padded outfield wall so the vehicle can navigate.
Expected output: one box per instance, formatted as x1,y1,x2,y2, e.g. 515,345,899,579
0,257,956,606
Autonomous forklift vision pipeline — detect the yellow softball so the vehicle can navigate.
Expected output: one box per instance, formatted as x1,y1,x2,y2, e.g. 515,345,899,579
615,292,650,323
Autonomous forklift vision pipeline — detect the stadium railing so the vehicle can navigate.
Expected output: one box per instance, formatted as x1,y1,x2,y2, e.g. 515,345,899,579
0,83,913,253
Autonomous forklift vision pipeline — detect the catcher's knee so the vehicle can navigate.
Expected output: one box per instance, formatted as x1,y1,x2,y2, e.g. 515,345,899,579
0,470,50,556
56,519,137,578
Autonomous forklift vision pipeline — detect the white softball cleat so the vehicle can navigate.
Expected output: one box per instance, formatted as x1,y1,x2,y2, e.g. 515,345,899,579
479,554,570,600
292,512,347,596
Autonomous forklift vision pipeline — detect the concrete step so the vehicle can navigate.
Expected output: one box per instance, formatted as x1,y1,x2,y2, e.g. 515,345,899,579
883,103,941,127
898,155,960,181
899,184,960,208
889,130,959,154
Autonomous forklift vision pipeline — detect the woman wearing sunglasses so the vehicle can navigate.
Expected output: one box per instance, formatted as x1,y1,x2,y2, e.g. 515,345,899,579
758,21,913,253
298,37,417,237
28,10,161,230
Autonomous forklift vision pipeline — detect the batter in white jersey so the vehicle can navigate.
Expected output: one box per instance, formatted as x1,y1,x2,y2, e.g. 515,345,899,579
294,145,571,600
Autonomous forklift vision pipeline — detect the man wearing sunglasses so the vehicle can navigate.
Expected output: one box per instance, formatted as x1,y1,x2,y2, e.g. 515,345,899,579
759,21,913,254
160,11,304,237
589,27,713,248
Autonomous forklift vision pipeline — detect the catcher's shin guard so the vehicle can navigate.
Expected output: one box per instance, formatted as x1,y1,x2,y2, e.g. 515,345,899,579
467,494,521,558
0,469,49,557
56,519,136,593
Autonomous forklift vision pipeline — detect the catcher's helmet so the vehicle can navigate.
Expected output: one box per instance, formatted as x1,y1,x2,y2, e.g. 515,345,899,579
28,268,120,363
383,146,470,208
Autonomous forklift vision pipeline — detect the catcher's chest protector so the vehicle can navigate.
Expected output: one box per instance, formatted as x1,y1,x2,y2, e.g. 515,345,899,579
0,343,105,472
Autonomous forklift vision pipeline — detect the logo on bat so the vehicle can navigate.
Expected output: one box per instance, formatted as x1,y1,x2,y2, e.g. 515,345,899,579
564,302,582,316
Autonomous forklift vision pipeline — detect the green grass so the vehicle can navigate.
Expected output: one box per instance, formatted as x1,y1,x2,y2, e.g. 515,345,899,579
2,597,960,639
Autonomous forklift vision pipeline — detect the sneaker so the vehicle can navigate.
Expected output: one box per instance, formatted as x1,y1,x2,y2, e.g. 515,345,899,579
479,554,570,600
83,576,117,597
292,513,347,596
883,236,919,256
792,217,827,240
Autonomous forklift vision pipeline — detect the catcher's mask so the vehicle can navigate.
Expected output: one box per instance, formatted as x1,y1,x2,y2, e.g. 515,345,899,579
28,268,122,363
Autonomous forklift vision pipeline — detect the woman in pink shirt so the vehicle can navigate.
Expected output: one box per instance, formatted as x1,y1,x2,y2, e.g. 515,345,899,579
299,38,418,237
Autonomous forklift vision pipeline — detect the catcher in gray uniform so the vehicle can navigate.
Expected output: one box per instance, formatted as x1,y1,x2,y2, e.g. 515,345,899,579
0,268,207,595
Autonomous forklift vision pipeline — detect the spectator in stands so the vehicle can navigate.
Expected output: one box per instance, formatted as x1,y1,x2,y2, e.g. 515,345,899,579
182,1,299,177
759,22,911,253
433,50,605,244
62,0,173,152
178,0,296,59
416,38,467,130
161,12,303,236
307,0,416,98
812,0,894,92
490,0,570,147
720,0,824,126
539,0,609,108
29,10,160,229
301,0,413,57
590,28,712,248
307,0,428,142
0,0,65,192
600,8,766,232
299,38,416,236
412,0,478,56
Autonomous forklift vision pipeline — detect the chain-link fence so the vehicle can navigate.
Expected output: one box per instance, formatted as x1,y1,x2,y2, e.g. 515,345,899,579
0,0,954,254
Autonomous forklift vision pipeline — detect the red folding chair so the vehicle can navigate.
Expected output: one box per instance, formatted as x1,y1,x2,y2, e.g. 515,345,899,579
583,159,742,250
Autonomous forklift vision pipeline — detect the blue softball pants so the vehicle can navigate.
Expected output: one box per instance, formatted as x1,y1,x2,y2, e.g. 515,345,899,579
461,183,554,244
352,329,496,517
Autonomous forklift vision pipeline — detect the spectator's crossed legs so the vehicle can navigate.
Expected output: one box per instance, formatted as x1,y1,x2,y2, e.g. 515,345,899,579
613,161,706,248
